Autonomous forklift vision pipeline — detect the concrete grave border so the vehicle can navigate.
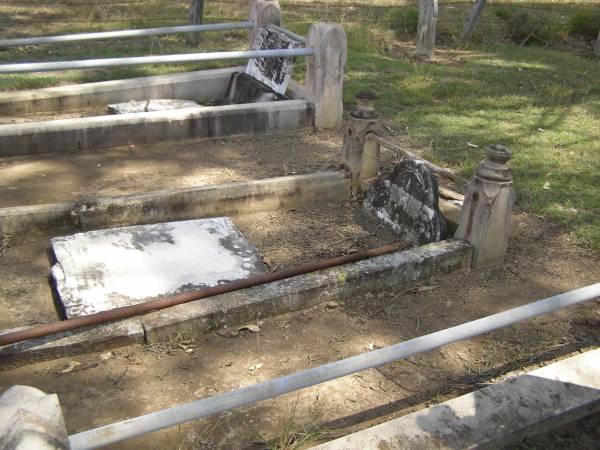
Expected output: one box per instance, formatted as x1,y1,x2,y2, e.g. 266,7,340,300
0,240,472,367
0,171,350,235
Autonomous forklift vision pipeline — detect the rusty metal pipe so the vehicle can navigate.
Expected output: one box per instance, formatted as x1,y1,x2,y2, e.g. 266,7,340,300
0,242,405,347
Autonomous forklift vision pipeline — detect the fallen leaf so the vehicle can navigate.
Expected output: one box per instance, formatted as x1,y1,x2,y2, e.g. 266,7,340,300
543,181,551,190
538,128,545,132
60,361,81,373
100,352,113,361
248,363,264,373
466,142,479,148
237,324,260,333
325,301,340,309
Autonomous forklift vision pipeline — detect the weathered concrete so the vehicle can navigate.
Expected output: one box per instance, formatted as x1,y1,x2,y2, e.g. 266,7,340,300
0,240,472,365
416,0,438,59
0,171,350,235
249,0,282,49
456,145,514,269
0,68,239,115
51,218,267,318
364,160,447,245
0,320,144,370
306,23,347,128
313,348,600,449
0,99,314,157
0,385,70,449
340,93,382,191
107,99,200,114
141,239,472,342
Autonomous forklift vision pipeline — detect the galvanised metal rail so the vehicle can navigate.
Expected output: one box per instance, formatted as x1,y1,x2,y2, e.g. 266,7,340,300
0,48,315,74
268,24,307,44
0,21,255,48
68,283,600,450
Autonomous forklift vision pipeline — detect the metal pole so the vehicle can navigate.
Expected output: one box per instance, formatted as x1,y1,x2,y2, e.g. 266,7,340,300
0,47,314,74
0,22,255,48
69,283,600,450
268,24,307,44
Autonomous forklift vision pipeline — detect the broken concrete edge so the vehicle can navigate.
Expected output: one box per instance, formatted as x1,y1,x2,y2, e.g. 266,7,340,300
0,171,350,235
0,99,315,157
312,348,600,450
0,67,241,115
0,240,472,368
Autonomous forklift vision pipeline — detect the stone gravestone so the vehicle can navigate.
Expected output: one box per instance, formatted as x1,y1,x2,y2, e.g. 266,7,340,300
364,159,447,245
51,217,267,318
245,26,300,95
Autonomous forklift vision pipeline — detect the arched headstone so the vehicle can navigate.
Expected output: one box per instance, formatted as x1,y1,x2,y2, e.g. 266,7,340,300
364,159,447,245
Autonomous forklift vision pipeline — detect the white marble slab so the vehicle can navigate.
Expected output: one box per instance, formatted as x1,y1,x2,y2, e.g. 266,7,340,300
51,218,266,318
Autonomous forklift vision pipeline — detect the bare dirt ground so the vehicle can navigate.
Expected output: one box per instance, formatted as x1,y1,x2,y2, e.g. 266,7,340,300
0,130,342,208
0,214,599,449
0,130,598,449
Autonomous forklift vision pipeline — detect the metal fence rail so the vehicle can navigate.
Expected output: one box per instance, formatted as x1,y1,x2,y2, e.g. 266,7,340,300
68,283,600,450
0,48,315,74
0,21,255,48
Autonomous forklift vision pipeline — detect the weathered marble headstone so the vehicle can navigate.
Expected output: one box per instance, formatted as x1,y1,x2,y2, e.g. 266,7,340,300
51,217,267,318
107,99,201,114
364,159,447,245
245,26,300,95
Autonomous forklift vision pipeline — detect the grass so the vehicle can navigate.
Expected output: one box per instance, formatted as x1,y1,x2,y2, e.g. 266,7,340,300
0,0,599,250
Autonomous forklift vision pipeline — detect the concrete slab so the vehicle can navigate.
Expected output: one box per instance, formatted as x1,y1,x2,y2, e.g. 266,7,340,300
108,99,200,114
51,217,267,318
0,99,314,157
313,348,600,450
0,172,350,235
1,240,472,366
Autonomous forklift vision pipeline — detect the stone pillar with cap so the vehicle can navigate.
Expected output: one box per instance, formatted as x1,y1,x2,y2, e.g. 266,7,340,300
306,23,347,128
249,0,281,49
456,144,514,269
341,92,382,192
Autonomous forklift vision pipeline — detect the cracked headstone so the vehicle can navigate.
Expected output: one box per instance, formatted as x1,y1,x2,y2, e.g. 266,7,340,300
364,159,447,245
51,217,267,318
107,99,201,114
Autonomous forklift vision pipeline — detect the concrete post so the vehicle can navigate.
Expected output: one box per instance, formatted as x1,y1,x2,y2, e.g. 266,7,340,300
0,385,70,449
341,92,381,192
305,23,347,129
456,144,514,270
249,0,281,49
594,30,600,57
416,0,438,59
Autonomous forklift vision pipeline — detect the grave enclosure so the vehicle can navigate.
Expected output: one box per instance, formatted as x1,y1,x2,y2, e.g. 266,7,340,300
3,2,596,449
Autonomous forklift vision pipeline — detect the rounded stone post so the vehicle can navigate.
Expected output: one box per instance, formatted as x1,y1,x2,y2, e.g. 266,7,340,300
0,385,70,449
341,92,381,192
249,0,281,49
456,145,514,269
305,23,347,129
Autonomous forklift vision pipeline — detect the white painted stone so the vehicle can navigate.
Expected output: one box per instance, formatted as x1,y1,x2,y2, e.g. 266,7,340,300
107,99,200,114
51,218,267,318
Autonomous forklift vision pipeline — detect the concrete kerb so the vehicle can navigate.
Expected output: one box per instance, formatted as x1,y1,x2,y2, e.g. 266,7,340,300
0,240,472,368
313,348,600,449
0,99,314,157
0,171,351,235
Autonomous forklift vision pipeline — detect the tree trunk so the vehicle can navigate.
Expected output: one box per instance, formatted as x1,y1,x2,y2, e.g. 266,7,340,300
186,0,204,46
461,0,487,43
594,30,600,57
416,0,438,59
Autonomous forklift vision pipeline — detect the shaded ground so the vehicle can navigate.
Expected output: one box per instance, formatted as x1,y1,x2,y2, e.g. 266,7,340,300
0,214,598,449
0,130,342,208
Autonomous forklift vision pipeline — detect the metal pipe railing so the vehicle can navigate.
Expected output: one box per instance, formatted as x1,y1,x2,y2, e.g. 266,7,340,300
0,22,255,48
68,283,600,450
0,47,314,74
268,24,307,44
